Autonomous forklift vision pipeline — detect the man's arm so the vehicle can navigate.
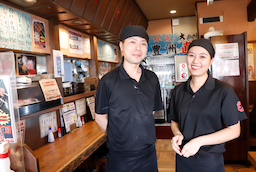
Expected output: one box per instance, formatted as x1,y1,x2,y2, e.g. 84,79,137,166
95,113,108,134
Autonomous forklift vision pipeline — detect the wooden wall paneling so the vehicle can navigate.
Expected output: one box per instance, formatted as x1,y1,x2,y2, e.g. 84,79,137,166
136,15,142,26
101,0,120,31
46,18,60,74
249,81,256,105
113,1,131,36
108,0,127,34
93,0,111,27
53,0,73,10
24,115,49,150
116,5,134,37
127,8,137,25
133,13,139,25
70,0,89,17
83,0,102,22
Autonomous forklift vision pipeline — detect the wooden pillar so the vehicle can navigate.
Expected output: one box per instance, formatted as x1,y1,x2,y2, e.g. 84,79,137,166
47,18,60,74
89,35,99,77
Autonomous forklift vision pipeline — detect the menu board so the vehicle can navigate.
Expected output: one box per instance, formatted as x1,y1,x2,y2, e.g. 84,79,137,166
0,4,32,51
75,98,86,116
212,43,240,77
68,30,83,55
39,79,62,101
39,111,58,138
97,39,118,63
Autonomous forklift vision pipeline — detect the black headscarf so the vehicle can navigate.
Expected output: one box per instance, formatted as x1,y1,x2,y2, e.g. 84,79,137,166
188,38,215,58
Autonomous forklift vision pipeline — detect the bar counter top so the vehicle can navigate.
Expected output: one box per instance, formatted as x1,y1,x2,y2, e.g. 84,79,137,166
33,121,106,172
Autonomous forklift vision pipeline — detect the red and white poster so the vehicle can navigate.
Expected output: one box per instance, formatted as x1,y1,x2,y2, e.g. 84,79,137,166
68,30,83,55
0,76,16,143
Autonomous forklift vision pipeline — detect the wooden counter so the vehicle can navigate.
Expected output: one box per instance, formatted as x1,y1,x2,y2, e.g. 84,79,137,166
33,121,106,172
248,151,256,169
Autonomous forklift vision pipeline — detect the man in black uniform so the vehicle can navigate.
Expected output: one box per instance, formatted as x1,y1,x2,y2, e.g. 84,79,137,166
95,25,163,172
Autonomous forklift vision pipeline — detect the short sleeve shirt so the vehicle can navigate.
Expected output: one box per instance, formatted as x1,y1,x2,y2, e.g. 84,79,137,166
95,63,163,152
169,75,247,154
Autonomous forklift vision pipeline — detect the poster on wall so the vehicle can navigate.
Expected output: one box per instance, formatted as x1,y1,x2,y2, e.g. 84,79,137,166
8,7,18,50
83,38,90,54
0,4,32,51
248,43,255,80
212,43,240,77
39,79,62,101
24,13,32,51
68,30,83,55
0,52,16,77
147,33,195,57
0,4,10,49
0,76,16,142
33,19,46,50
16,54,37,75
97,40,118,63
39,111,57,138
53,50,64,78
75,98,86,117
59,30,69,49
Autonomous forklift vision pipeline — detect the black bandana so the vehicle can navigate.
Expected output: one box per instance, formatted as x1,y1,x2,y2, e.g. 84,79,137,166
188,38,215,58
120,25,149,42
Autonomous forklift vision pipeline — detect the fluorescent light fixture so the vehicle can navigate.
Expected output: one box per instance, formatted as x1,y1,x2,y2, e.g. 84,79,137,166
170,10,176,14
21,0,38,4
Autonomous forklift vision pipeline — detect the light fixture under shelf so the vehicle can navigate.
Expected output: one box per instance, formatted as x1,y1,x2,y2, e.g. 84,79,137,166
20,0,38,4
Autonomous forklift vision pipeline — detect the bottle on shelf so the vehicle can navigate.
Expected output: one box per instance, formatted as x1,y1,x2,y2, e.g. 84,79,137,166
58,128,62,138
48,126,55,143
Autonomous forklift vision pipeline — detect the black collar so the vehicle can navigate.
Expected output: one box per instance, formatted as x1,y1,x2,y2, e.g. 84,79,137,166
186,74,215,94
119,62,146,82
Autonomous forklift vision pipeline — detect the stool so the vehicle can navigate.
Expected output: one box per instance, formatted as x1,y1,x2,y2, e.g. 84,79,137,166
238,168,256,172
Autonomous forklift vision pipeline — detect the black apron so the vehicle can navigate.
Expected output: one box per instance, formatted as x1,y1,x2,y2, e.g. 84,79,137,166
105,144,158,172
176,153,225,172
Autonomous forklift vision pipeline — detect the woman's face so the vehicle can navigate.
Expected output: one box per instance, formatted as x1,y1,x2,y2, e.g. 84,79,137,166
187,46,214,77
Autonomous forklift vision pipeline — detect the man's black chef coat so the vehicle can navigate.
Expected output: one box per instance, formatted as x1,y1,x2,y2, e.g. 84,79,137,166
95,63,163,152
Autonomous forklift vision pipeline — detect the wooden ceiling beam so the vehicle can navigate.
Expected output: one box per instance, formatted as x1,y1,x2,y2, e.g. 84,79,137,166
248,0,256,22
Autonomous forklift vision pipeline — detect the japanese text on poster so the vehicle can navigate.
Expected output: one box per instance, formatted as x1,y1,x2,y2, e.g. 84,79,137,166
39,79,62,101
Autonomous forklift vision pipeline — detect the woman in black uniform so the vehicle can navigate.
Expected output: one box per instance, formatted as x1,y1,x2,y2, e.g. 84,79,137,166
169,38,247,172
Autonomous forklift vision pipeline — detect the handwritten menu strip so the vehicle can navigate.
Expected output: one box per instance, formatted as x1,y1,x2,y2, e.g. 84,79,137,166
0,4,32,51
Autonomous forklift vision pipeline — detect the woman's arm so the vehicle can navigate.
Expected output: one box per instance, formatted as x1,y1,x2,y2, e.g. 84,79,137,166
95,114,108,134
181,121,241,158
170,120,184,156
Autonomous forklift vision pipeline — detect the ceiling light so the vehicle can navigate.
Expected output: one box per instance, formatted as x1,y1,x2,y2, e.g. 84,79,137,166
170,10,176,14
72,21,83,24
21,0,38,4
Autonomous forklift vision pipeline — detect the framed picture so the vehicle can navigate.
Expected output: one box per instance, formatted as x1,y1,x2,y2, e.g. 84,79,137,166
16,54,37,75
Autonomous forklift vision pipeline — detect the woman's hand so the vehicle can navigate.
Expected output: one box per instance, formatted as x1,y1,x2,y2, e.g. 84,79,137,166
171,134,184,156
181,138,201,158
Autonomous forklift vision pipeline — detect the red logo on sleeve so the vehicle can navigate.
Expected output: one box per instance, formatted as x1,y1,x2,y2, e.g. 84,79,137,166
236,101,244,112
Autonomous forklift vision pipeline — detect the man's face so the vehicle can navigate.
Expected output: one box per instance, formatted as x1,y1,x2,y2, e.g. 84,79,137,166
119,36,148,65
